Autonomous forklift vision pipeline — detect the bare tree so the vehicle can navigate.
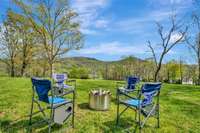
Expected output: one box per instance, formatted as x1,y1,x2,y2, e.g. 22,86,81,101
186,13,200,84
13,0,83,77
148,16,188,81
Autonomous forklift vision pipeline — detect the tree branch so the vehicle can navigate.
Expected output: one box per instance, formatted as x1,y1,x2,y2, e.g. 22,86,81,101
147,41,158,67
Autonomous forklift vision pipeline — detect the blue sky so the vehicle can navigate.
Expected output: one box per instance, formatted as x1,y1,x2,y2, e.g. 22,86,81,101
0,0,197,63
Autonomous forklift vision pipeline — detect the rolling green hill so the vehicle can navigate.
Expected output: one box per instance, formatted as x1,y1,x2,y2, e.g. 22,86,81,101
0,56,145,79
60,56,144,67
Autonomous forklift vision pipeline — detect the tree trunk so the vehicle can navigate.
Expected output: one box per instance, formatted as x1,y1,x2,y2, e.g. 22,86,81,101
154,53,165,82
20,42,29,77
42,67,47,77
20,57,27,77
49,61,53,78
154,64,161,82
198,60,200,85
20,63,26,77
10,60,15,77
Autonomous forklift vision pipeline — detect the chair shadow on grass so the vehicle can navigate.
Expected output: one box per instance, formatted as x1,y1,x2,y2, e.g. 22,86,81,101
77,102,103,112
78,103,90,110
103,117,139,133
0,116,70,133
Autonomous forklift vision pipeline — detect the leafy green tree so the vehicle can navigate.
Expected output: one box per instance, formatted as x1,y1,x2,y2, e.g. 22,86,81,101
166,60,180,83
69,67,89,79
13,0,83,77
0,12,20,77
6,10,37,76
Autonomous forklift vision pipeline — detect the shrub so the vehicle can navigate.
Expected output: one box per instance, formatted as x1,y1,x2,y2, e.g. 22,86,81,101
69,67,89,79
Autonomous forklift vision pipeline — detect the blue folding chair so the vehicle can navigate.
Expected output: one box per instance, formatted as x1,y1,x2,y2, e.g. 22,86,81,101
116,76,140,93
52,74,76,95
29,77,75,133
116,83,162,132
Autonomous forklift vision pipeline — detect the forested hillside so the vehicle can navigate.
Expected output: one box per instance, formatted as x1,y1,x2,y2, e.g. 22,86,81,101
0,56,197,83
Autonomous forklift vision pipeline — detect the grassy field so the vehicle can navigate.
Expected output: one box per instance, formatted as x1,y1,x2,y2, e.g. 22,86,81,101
0,77,200,133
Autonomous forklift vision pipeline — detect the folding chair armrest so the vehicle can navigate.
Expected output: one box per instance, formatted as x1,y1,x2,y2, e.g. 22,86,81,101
117,89,141,100
56,89,75,97
118,88,141,93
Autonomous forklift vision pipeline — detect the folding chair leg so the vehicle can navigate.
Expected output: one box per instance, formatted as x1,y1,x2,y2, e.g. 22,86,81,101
29,102,33,125
116,91,120,125
134,111,137,122
116,103,119,125
48,124,51,133
157,105,160,128
29,97,34,133
72,91,75,128
138,109,142,133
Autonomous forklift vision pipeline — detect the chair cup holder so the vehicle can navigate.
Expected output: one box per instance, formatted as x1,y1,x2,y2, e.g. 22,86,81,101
66,106,72,113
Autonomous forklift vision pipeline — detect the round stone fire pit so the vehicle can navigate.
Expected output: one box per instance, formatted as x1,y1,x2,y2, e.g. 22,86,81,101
89,89,111,111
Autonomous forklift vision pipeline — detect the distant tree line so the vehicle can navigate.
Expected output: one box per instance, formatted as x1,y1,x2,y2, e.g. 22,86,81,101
51,56,199,85
98,57,198,84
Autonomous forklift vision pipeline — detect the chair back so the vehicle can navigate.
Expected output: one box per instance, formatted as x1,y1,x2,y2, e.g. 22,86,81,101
53,73,67,82
52,74,67,87
126,76,140,90
141,83,161,106
31,77,51,103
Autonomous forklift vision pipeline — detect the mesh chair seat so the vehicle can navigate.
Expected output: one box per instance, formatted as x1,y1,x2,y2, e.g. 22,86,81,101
48,97,72,109
121,99,142,108
48,97,69,104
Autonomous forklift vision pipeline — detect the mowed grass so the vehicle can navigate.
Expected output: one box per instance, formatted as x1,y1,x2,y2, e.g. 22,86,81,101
0,77,200,133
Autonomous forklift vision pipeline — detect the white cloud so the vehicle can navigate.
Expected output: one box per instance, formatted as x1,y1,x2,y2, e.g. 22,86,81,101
169,32,184,43
80,28,98,35
71,0,109,34
113,9,174,34
148,0,193,7
73,41,148,55
118,10,173,26
95,19,109,28
113,4,190,35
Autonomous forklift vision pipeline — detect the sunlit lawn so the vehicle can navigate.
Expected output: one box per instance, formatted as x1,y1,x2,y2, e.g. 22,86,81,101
0,77,200,133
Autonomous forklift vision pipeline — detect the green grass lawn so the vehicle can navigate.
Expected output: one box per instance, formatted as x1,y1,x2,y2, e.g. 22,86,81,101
0,77,200,133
